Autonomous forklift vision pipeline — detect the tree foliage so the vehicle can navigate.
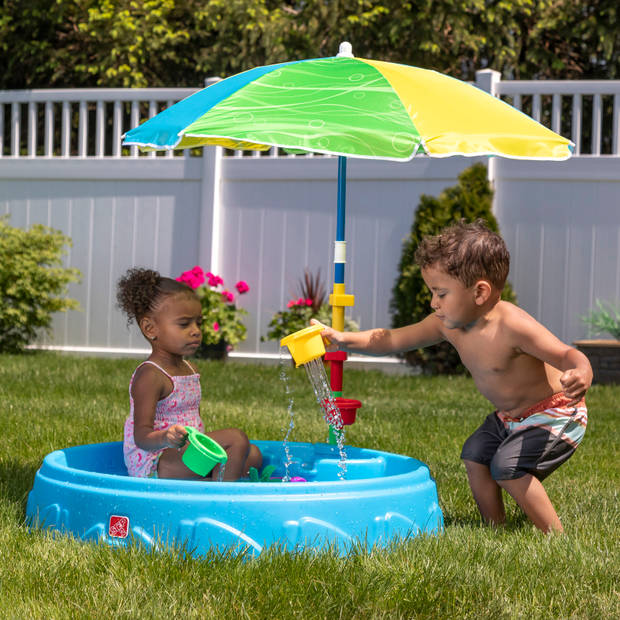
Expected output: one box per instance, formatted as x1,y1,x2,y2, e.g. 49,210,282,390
0,1,618,89
0,0,196,88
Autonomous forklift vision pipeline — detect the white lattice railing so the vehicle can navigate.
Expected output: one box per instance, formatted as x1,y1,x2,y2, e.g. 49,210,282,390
0,87,196,158
2,72,620,159
490,75,620,156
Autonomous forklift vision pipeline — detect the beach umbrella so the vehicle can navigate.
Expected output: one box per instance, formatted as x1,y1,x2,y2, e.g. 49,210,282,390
123,41,572,346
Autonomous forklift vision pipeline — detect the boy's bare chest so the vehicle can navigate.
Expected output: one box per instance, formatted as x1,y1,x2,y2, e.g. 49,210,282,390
445,327,520,375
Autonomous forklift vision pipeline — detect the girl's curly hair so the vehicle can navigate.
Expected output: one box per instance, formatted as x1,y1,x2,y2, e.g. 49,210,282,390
116,267,194,325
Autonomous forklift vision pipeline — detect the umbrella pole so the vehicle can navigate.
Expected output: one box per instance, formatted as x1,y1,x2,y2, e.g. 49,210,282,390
330,156,352,333
326,156,355,443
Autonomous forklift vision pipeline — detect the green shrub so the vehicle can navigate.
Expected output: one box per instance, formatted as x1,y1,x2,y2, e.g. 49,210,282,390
0,218,81,352
581,299,620,339
390,163,517,374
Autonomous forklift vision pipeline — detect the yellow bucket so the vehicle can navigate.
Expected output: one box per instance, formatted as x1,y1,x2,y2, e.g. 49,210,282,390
280,324,326,367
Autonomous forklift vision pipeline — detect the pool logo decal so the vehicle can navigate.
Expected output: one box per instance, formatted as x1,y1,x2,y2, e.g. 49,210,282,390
109,515,129,538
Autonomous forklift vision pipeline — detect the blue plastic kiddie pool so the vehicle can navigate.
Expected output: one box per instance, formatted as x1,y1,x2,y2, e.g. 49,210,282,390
26,440,443,557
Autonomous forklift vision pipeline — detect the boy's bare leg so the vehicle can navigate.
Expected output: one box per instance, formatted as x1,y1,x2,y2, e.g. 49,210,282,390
499,474,564,534
463,460,506,526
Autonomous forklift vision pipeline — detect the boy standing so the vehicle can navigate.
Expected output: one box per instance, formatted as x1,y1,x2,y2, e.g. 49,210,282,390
316,220,592,533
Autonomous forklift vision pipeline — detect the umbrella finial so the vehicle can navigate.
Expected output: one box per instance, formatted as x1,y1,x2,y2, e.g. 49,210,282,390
337,42,353,58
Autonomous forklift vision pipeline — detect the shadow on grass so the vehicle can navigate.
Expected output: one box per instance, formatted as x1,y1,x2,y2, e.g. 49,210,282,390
0,458,40,510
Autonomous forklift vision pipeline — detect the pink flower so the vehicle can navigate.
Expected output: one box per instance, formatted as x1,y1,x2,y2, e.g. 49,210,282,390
222,291,234,303
297,297,304,305
213,322,220,332
287,300,295,308
190,265,205,286
206,272,224,288
305,298,313,306
235,280,250,294
176,270,201,290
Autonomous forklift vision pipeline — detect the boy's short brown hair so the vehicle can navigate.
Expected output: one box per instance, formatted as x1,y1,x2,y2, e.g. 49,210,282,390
414,219,510,289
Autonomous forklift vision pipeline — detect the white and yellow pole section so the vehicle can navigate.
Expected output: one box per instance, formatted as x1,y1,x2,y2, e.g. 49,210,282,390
325,156,355,450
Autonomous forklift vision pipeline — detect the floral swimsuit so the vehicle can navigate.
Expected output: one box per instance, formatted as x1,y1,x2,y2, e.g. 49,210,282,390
123,360,203,477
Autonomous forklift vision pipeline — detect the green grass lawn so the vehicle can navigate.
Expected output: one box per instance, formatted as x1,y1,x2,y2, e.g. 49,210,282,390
1,352,618,619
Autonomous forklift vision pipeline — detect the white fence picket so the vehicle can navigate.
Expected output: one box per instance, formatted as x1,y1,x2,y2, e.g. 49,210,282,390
28,102,36,156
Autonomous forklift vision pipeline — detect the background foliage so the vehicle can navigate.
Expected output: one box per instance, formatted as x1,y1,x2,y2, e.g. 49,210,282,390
581,299,620,340
390,163,517,374
0,218,80,353
1,0,618,89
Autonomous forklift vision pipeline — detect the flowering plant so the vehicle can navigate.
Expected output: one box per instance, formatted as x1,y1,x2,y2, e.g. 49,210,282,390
262,268,358,341
177,266,250,347
263,299,334,342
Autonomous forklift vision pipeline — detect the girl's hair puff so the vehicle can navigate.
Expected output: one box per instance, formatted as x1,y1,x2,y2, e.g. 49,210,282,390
116,267,195,325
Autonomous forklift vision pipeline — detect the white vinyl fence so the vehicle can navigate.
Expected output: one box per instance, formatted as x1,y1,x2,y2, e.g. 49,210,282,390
1,71,619,360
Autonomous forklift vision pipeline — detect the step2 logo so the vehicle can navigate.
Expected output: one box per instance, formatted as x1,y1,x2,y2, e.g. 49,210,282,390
109,515,130,538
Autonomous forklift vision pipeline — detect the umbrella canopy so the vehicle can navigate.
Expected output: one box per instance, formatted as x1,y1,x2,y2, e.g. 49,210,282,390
122,43,573,394
123,47,572,161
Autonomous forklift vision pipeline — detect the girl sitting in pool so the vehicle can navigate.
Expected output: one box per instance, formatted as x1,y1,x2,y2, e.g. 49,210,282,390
116,267,262,480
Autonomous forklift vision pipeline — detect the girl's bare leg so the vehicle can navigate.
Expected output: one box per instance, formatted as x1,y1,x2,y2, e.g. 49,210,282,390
245,443,263,475
499,474,563,533
207,428,262,481
158,428,262,481
463,459,506,526
157,447,205,480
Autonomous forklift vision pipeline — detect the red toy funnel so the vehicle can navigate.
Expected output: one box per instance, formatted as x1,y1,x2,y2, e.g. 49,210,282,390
334,397,362,425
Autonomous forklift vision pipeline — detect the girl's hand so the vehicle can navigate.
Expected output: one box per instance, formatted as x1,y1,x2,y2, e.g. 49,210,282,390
164,424,189,450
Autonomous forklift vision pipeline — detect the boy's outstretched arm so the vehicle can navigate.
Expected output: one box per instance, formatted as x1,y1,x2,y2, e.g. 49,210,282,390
312,314,444,356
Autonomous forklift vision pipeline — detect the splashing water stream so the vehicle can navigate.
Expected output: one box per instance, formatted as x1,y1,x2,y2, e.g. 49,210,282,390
216,461,226,482
279,352,296,482
303,357,347,480
277,350,348,481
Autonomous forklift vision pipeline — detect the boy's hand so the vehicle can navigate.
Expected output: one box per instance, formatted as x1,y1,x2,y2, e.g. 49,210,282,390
165,424,189,450
560,368,591,403
310,319,341,351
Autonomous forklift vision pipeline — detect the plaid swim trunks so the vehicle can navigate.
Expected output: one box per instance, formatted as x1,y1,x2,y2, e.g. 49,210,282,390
461,392,588,481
